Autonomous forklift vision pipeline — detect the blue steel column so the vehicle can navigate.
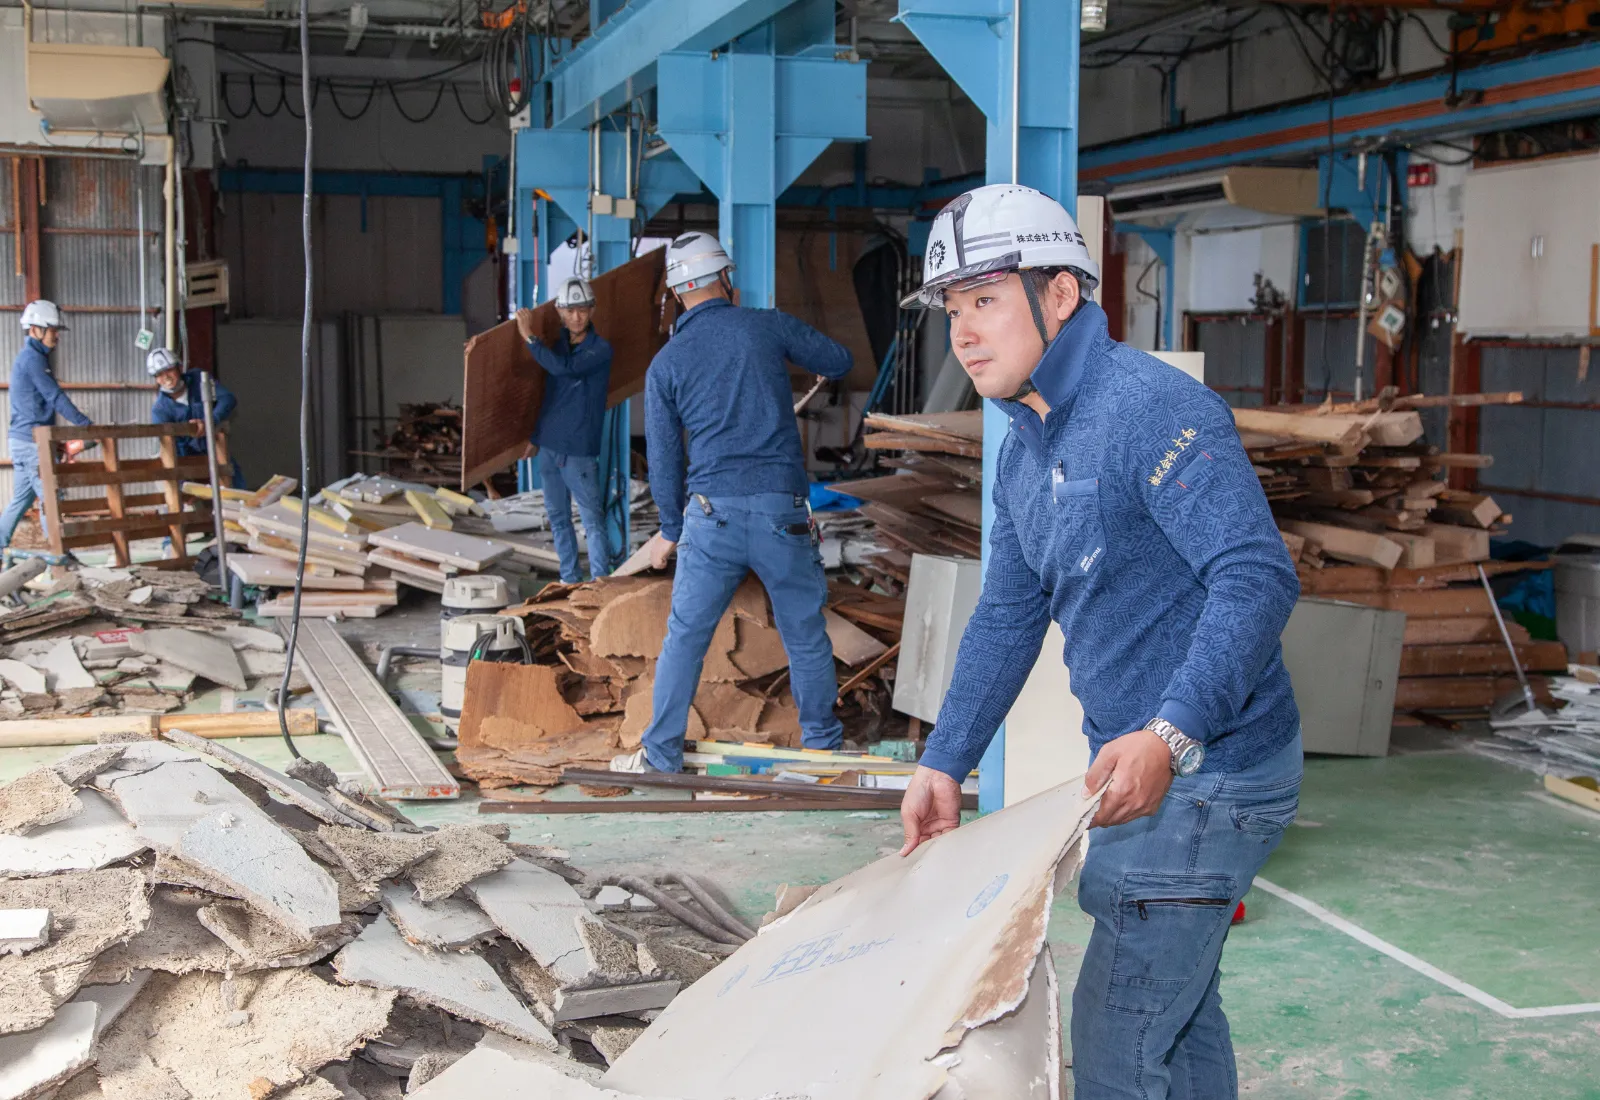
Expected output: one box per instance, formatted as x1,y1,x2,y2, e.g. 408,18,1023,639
898,0,1081,812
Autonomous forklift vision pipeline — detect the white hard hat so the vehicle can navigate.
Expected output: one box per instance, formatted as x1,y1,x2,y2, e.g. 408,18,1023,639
19,300,67,331
556,277,594,308
146,348,180,376
902,184,1101,309
664,231,734,293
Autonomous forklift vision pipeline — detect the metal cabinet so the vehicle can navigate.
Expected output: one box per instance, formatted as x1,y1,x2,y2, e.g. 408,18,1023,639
1459,153,1600,339
1280,597,1406,757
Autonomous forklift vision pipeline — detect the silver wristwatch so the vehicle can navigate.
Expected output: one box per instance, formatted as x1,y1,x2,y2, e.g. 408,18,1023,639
1145,718,1204,777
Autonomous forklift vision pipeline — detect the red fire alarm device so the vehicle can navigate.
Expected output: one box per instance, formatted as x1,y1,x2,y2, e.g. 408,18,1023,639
1407,162,1438,188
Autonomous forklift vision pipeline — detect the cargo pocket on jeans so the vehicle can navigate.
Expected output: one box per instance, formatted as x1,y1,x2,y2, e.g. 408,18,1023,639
1106,872,1236,1015
1231,794,1299,836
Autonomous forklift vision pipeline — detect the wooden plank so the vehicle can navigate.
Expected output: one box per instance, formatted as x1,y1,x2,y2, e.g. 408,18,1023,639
837,641,900,700
478,798,926,815
49,455,210,488
1394,674,1550,710
1544,774,1600,814
1419,453,1495,469
248,533,369,576
288,618,459,799
1330,587,1492,617
823,608,889,667
1362,411,1426,447
101,437,131,566
368,548,459,582
368,523,512,570
157,437,188,552
1433,492,1502,529
227,553,369,590
32,426,65,557
1399,641,1569,677
1382,532,1436,569
406,489,454,530
862,431,982,458
861,410,982,443
1402,616,1520,645
57,508,214,543
0,709,317,748
36,422,201,442
560,766,980,810
1231,408,1367,449
1419,523,1490,565
1277,520,1403,569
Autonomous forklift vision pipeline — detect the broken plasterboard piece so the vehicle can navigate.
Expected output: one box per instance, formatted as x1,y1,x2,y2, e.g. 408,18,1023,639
933,946,1060,1100
319,825,434,890
408,1032,665,1100
208,623,286,653
0,789,143,879
407,824,514,903
600,780,1100,1099
131,628,249,691
50,744,127,788
93,967,395,1100
332,915,557,1049
195,902,361,968
552,980,679,1025
0,768,82,835
160,730,366,828
379,884,499,950
463,858,592,986
0,868,151,1036
0,907,51,955
22,639,97,692
0,999,99,1099
0,659,46,695
85,886,245,984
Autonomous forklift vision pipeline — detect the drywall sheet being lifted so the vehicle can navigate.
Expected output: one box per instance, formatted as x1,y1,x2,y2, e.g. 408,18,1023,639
601,780,1100,1099
460,248,671,489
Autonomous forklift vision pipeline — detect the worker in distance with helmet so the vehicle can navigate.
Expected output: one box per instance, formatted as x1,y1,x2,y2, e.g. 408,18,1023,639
895,185,1302,1099
1,301,91,549
147,347,244,488
516,275,617,584
618,232,855,774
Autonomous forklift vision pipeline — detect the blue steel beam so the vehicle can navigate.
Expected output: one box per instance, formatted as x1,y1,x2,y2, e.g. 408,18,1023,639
544,0,800,130
896,0,1082,813
1081,40,1600,187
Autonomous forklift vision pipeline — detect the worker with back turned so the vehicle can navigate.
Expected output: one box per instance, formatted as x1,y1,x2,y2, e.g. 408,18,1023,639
895,185,1302,1100
618,232,855,773
1,301,91,549
147,347,243,488
515,276,616,584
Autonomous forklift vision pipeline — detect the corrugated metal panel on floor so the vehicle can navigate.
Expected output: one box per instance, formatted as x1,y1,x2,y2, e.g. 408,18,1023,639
1478,344,1600,546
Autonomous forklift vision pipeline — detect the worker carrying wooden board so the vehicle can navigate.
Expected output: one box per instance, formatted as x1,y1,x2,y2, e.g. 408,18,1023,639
620,231,856,774
147,347,243,488
1,300,91,550
897,184,1303,1100
515,275,617,584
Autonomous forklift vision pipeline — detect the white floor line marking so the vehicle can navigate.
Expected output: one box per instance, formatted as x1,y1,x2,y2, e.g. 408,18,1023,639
1252,878,1600,1020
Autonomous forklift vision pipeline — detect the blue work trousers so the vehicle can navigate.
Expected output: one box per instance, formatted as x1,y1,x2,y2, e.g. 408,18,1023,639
0,438,46,548
1072,731,1303,1100
642,492,842,771
537,449,613,583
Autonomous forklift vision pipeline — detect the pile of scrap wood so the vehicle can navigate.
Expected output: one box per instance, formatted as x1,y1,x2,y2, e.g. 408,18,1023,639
840,410,984,588
453,575,903,791
1235,392,1520,571
0,735,744,1098
365,401,465,487
220,474,561,613
1301,560,1567,722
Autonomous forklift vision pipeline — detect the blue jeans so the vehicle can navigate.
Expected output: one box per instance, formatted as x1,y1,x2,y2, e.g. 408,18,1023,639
642,492,842,771
537,449,613,583
1072,731,1303,1100
0,438,46,548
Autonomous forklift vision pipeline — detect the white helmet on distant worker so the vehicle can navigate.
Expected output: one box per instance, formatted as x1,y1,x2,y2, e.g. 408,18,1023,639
19,300,67,331
556,276,594,308
901,184,1100,310
146,347,180,376
664,231,734,293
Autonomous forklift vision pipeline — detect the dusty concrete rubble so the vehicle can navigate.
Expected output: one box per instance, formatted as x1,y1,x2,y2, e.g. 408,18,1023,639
456,574,904,790
0,736,746,1098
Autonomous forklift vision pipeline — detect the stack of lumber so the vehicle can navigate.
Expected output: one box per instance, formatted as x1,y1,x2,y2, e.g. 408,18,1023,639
1234,392,1521,572
458,575,902,791
1300,560,1566,721
842,410,984,587
363,400,464,486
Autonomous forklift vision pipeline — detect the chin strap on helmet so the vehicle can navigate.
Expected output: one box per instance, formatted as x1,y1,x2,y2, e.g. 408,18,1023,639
1004,269,1056,402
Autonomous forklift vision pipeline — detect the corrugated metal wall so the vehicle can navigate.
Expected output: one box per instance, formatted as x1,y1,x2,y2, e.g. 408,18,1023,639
1477,345,1600,546
219,192,442,319
1,157,164,506
1193,318,1268,407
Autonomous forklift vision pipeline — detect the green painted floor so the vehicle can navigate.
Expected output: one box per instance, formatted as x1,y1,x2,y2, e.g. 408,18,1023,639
7,734,1598,1097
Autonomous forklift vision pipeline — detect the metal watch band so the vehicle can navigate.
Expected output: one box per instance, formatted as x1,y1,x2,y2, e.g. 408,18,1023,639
1145,718,1201,773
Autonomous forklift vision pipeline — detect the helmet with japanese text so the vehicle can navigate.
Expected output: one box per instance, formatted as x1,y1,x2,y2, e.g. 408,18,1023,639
664,231,734,293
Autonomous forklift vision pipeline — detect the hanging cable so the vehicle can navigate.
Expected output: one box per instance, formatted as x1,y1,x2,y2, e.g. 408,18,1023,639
276,0,316,762
451,82,495,125
327,80,378,121
389,81,445,123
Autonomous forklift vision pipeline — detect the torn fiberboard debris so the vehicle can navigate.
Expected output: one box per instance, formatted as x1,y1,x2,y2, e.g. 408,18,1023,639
0,789,144,878
601,780,1101,1099
0,768,82,835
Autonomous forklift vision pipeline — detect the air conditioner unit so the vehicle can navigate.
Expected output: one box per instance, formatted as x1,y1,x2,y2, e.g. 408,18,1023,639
1109,167,1321,223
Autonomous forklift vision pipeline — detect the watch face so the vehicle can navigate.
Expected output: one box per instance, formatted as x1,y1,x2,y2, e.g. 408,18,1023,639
1177,743,1205,777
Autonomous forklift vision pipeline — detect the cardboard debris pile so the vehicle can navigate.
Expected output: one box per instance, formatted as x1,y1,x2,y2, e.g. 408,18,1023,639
454,575,902,790
411,779,1101,1100
0,736,739,1099
218,474,562,615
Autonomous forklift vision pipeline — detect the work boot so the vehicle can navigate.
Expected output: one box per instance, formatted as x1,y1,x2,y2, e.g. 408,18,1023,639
609,748,670,774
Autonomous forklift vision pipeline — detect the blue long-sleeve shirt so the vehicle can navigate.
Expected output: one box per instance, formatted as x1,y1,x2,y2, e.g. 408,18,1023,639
151,369,237,458
645,299,854,542
528,328,612,458
920,301,1300,783
8,336,91,441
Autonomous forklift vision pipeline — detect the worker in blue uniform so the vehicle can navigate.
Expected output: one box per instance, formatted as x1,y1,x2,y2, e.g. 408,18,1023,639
514,275,617,583
147,348,243,488
619,232,856,774
895,185,1303,1100
1,301,91,549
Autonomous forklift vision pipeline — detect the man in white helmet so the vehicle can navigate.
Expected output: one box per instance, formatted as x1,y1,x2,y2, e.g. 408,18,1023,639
626,231,855,773
895,185,1301,1098
147,348,243,487
515,275,616,583
1,301,92,548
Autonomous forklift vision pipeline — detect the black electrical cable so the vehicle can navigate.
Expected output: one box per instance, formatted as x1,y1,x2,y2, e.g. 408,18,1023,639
276,0,316,762
451,82,495,125
327,80,378,121
219,74,254,119
389,81,445,123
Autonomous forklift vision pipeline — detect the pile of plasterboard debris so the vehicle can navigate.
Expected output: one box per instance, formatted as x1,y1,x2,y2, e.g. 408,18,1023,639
0,622,291,723
0,565,243,649
452,575,900,789
481,479,658,558
1470,667,1600,777
0,735,741,1098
